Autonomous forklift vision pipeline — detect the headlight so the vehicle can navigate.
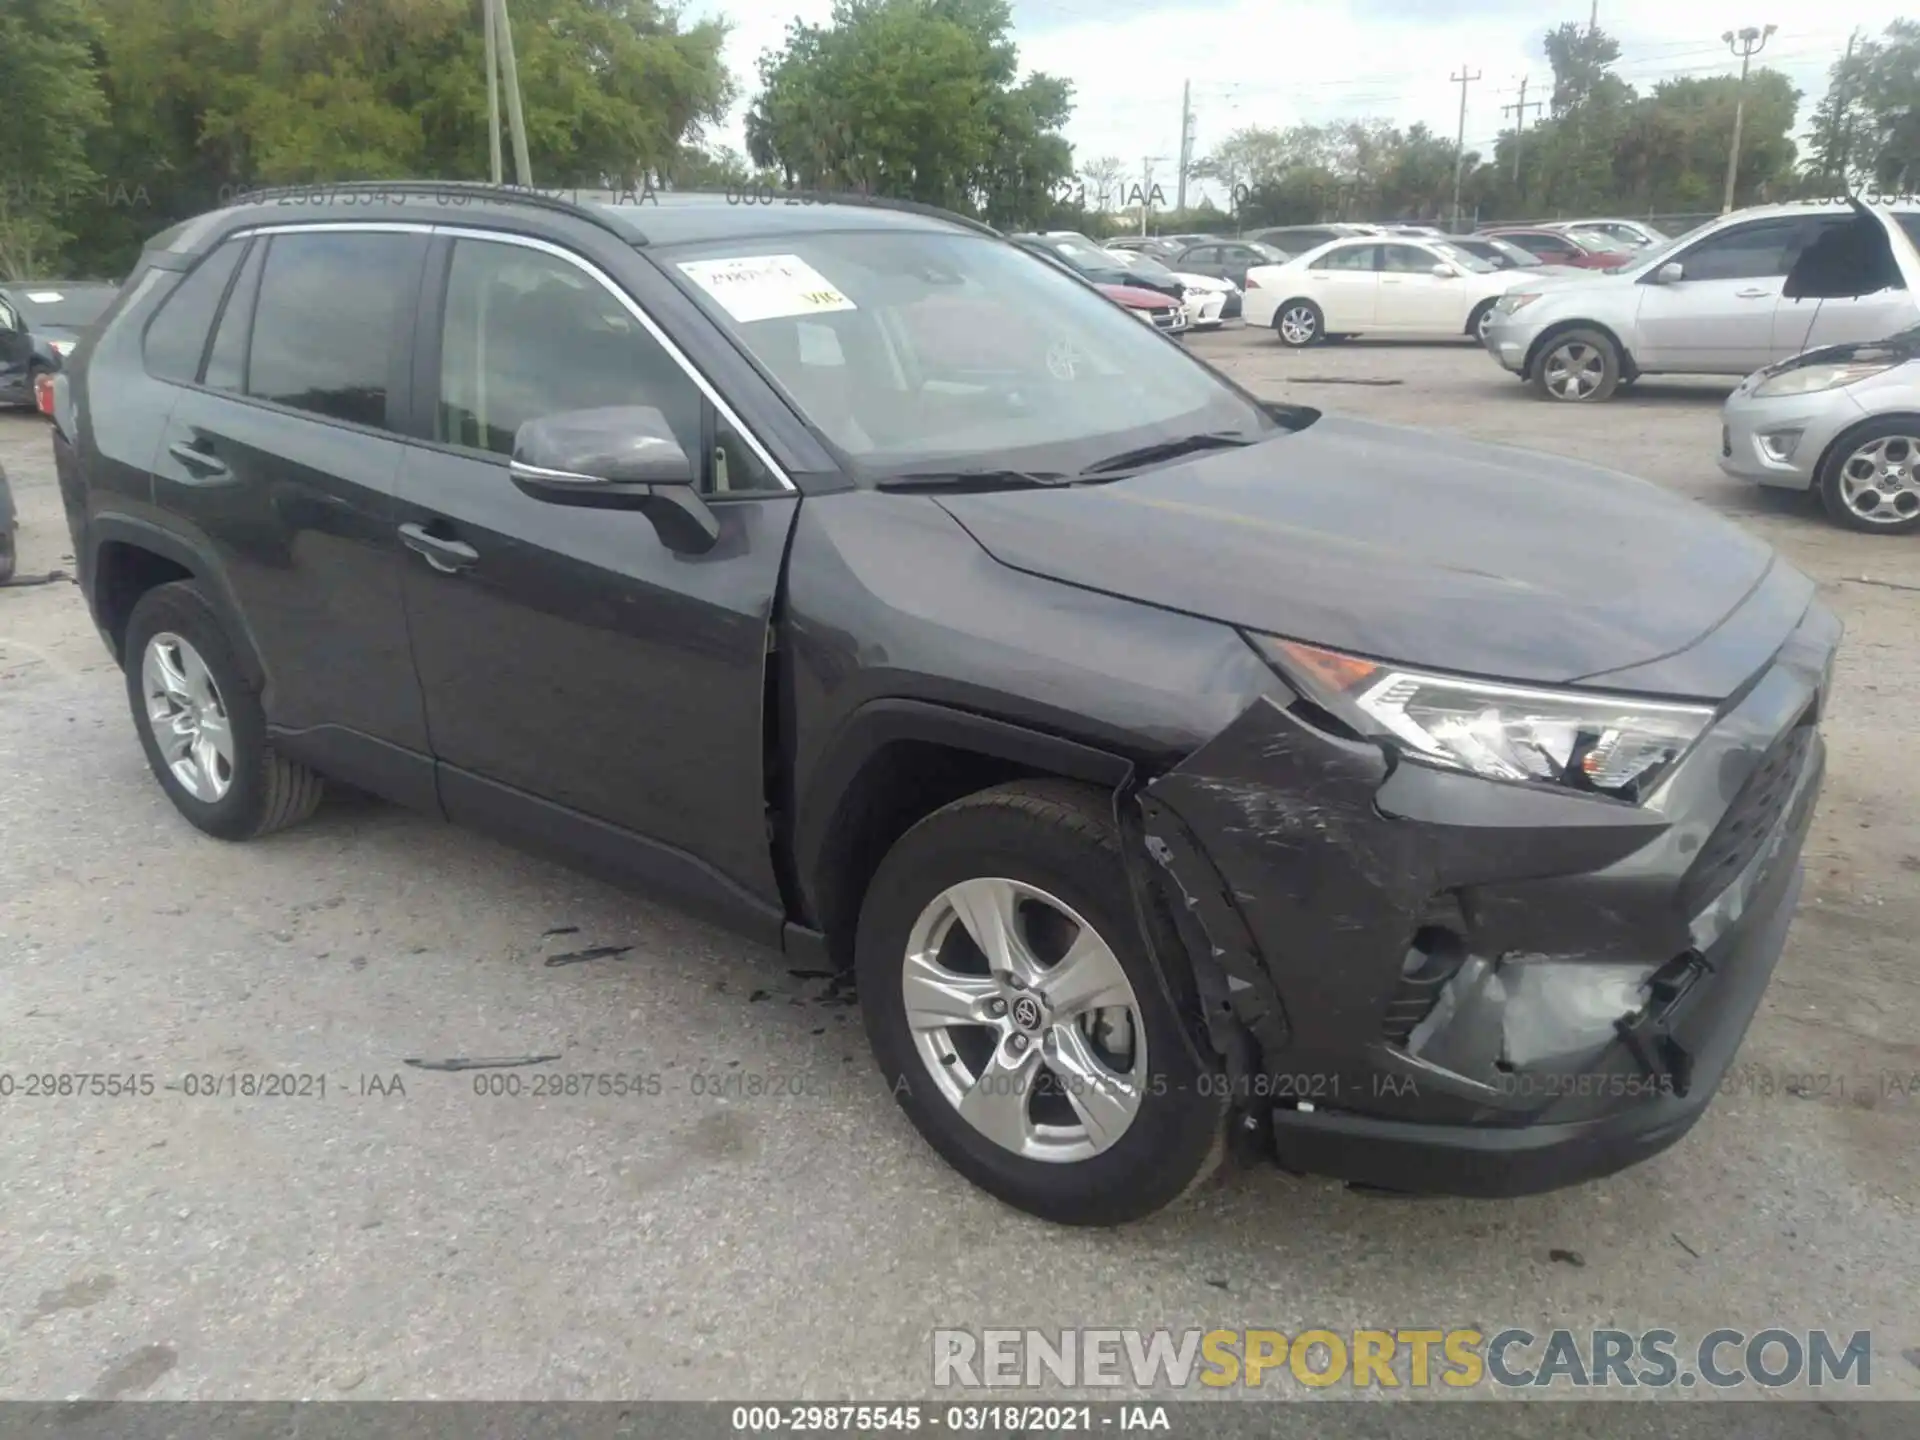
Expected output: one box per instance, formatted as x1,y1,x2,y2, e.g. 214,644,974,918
1255,637,1715,803
1494,293,1542,315
1752,361,1894,398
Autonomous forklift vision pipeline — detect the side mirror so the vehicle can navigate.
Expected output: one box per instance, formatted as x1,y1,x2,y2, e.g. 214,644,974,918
1431,263,1456,278
1655,261,1685,285
510,405,718,553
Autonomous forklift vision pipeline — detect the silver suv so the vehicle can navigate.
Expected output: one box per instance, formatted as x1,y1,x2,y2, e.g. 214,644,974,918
1482,200,1920,401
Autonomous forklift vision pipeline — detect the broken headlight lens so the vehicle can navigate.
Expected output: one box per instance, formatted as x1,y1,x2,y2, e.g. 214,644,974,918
1258,637,1715,803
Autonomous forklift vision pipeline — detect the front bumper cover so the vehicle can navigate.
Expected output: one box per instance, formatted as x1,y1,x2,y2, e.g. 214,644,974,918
1136,605,1837,1197
1719,383,1866,490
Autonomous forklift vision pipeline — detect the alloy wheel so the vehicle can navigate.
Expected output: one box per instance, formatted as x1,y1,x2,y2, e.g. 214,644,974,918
900,876,1147,1163
1836,435,1920,525
141,631,235,802
1278,306,1318,345
1542,340,1607,399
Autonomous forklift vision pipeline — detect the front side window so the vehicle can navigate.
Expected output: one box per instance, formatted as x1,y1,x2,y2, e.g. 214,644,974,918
437,238,705,470
663,232,1273,479
1677,219,1802,282
1380,244,1439,274
247,231,416,428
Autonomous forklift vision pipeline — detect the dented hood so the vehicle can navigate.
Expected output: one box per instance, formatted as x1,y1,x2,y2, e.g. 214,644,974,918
936,415,1782,696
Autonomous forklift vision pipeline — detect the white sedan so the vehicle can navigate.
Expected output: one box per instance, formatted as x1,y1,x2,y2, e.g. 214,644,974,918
1243,236,1524,347
1170,271,1233,329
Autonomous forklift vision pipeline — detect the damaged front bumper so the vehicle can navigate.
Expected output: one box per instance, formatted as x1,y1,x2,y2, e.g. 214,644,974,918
1137,605,1838,1198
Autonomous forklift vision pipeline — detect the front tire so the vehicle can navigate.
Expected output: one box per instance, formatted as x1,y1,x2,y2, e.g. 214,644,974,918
856,781,1228,1225
124,581,324,840
1467,299,1497,342
1273,299,1323,348
1529,328,1620,402
1817,419,1920,533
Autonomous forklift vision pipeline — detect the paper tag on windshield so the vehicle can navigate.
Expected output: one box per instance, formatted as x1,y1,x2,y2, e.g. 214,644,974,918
676,255,855,323
25,291,65,304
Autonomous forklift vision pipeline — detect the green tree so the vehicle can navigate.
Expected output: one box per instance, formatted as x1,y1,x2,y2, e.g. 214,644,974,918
1804,22,1920,191
0,0,109,277
745,0,1073,225
58,0,734,275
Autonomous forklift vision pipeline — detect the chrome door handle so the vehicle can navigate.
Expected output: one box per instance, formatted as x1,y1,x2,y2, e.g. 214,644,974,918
398,523,479,575
1736,288,1772,298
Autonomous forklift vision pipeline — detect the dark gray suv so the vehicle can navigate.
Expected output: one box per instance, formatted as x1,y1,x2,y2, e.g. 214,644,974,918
49,183,1837,1225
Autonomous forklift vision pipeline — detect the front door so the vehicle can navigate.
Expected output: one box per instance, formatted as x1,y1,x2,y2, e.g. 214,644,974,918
1376,243,1461,333
1634,217,1806,372
394,233,800,930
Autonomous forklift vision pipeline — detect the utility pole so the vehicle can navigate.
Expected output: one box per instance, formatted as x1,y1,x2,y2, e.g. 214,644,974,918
483,0,503,184
493,0,533,186
1721,24,1776,213
1176,81,1195,213
1502,76,1545,185
1450,66,1481,231
1138,157,1164,236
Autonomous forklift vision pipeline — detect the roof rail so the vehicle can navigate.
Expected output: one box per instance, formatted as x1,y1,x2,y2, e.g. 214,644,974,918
207,177,1002,246
217,179,636,243
642,184,1003,241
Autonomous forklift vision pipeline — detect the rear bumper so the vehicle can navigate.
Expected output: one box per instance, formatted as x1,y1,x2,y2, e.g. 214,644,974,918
1141,601,1838,1198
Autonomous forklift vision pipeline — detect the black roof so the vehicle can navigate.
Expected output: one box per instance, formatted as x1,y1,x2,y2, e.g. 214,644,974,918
145,181,993,260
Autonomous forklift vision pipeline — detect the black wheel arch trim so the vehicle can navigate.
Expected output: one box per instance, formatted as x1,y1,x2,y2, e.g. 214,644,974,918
86,513,267,689
793,698,1133,922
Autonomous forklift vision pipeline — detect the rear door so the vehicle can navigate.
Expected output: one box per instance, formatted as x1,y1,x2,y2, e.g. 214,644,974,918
1302,242,1380,328
1633,217,1804,372
1774,207,1920,357
392,231,799,925
148,225,435,803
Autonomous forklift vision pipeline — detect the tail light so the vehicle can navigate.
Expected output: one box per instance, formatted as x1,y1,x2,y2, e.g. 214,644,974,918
1244,274,1260,289
34,371,55,417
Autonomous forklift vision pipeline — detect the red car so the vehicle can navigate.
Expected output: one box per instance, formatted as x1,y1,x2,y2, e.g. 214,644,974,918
1480,227,1634,271
1095,281,1187,336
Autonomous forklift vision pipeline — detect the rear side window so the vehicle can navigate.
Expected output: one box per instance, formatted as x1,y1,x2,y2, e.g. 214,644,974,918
142,240,246,383
1312,244,1379,272
247,231,417,429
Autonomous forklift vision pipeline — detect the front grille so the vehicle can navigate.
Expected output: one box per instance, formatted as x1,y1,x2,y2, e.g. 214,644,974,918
1151,308,1180,330
1680,718,1815,914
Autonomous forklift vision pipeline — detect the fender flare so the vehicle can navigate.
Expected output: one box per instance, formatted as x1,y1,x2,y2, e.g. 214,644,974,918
87,513,268,689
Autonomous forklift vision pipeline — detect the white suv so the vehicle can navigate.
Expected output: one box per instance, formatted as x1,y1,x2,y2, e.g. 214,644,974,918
1482,200,1920,401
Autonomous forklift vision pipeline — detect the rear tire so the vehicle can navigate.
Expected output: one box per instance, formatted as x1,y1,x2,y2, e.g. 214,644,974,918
1273,299,1323,347
124,581,325,840
1529,328,1620,402
0,529,14,585
856,780,1228,1225
1467,299,1497,342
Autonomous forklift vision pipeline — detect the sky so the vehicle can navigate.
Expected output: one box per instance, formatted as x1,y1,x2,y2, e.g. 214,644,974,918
685,1,1908,204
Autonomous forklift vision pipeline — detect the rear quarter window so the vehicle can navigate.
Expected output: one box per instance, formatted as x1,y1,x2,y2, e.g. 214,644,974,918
142,240,247,383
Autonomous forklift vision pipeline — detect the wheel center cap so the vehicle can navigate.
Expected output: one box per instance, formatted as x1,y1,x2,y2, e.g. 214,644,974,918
1009,994,1045,1034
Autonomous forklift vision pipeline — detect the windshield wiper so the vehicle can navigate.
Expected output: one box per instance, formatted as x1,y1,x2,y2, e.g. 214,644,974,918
876,468,1072,492
1077,431,1256,477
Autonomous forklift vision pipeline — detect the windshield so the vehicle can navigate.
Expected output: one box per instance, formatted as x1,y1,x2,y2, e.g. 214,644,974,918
1246,242,1291,263
663,232,1274,480
10,285,117,328
1567,228,1633,254
1429,241,1497,274
1105,250,1178,284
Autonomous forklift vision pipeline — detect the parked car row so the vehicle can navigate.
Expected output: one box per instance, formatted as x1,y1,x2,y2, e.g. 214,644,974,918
1,281,119,408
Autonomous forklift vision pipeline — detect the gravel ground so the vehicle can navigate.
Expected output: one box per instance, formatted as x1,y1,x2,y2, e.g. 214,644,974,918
1,331,1915,1407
